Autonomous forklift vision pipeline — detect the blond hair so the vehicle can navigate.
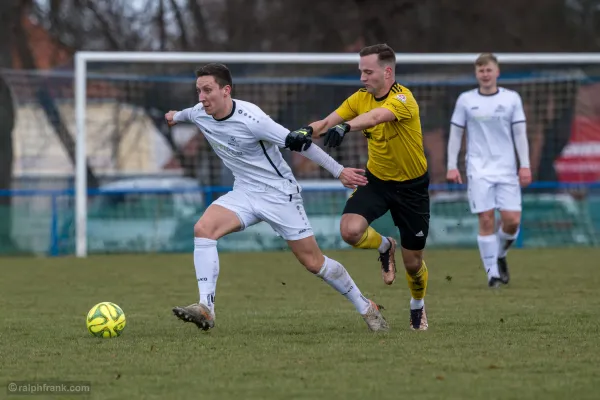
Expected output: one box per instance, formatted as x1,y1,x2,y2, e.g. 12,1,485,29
475,53,498,66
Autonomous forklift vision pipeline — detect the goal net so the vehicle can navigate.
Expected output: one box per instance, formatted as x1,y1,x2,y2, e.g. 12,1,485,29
5,52,600,256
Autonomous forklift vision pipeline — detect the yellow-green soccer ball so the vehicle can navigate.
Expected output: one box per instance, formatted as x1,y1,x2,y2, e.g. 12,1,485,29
86,302,126,338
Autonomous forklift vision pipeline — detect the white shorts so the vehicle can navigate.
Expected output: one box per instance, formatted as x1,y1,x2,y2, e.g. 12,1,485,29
212,189,313,241
467,175,522,214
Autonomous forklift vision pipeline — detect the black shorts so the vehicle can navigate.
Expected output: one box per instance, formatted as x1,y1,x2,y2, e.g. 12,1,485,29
343,170,430,251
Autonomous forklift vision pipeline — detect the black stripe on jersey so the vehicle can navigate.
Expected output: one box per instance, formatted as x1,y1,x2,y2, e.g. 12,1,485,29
391,85,399,94
451,122,465,129
477,89,500,97
344,99,357,115
399,101,413,118
259,140,284,178
511,120,526,125
358,88,367,92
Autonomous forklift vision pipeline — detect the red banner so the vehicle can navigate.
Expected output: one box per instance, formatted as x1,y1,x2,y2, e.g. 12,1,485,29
554,116,600,183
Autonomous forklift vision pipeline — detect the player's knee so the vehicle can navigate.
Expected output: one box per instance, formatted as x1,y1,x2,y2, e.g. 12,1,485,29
478,212,495,235
340,221,364,245
502,217,520,234
193,220,218,240
340,229,362,245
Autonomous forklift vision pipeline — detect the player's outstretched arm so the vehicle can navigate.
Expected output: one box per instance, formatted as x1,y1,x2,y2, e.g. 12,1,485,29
345,107,396,132
285,126,313,152
322,108,396,148
316,92,365,148
296,141,367,188
446,124,464,184
309,111,345,136
165,108,193,126
165,110,179,126
249,116,367,188
336,167,369,189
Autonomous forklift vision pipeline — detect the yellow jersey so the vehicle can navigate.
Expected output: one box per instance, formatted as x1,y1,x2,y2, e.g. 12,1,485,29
335,83,427,182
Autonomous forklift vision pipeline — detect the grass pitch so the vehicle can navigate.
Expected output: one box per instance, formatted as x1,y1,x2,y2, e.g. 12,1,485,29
1,248,600,399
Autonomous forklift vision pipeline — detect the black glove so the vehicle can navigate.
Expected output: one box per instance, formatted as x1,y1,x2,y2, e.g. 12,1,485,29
285,126,313,152
323,123,350,148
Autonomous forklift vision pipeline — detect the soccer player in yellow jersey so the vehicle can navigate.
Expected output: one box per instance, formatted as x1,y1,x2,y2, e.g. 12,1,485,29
302,44,430,330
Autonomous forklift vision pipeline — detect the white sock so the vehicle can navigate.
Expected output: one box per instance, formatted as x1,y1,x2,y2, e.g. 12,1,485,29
497,227,519,258
194,237,219,314
378,236,391,253
477,234,499,279
410,298,424,310
317,256,371,314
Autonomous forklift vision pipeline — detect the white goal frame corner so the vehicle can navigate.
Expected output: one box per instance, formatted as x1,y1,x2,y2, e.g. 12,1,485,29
74,51,600,257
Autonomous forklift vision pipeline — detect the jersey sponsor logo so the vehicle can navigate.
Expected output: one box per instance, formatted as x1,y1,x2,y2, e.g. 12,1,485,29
227,136,239,148
396,94,407,103
494,105,506,113
207,138,243,157
472,115,504,122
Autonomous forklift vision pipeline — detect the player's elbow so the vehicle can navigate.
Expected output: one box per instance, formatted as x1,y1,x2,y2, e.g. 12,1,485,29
369,113,383,127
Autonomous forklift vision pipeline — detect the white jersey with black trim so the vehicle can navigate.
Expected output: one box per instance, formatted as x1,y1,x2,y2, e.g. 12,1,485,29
450,87,526,178
174,99,300,195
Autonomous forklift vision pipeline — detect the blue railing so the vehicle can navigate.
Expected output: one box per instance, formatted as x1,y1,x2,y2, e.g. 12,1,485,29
0,181,598,256
0,185,350,256
3,181,600,198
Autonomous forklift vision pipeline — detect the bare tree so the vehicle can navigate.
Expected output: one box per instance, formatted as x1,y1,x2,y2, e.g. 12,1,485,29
31,0,199,177
24,0,600,186
14,0,100,188
33,0,600,57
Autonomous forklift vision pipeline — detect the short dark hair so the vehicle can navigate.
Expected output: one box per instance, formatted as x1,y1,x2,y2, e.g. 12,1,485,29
359,44,396,65
475,53,498,66
195,63,233,88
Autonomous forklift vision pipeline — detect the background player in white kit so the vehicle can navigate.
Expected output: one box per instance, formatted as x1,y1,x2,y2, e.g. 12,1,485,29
164,63,388,332
446,53,532,288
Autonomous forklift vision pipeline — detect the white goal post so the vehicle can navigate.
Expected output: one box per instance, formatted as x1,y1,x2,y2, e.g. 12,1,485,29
74,51,600,257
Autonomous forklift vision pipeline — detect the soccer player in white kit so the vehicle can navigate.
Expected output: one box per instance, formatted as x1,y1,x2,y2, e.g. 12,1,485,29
446,53,532,288
164,63,388,331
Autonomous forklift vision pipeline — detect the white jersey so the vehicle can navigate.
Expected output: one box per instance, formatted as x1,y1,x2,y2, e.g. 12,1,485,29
174,99,300,195
450,87,526,178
